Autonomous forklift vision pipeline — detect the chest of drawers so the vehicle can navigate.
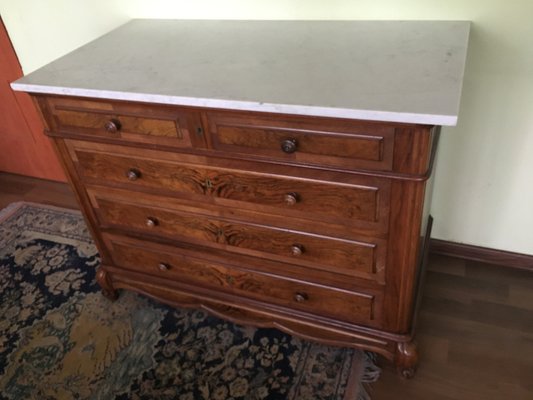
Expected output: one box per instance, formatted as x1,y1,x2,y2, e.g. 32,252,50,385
13,20,470,378
34,95,435,377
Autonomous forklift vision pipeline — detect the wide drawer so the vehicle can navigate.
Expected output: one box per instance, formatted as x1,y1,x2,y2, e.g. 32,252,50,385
88,187,387,282
206,111,395,171
68,141,391,232
103,233,381,327
43,96,206,149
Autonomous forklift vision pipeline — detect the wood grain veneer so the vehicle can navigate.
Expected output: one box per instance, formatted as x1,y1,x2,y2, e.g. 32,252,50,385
30,93,438,378
206,110,395,171
90,191,385,282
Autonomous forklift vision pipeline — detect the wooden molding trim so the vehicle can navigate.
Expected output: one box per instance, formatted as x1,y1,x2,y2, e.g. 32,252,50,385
430,239,533,272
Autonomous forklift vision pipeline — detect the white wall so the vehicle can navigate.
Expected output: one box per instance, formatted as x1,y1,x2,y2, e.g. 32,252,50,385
1,0,532,255
0,0,129,74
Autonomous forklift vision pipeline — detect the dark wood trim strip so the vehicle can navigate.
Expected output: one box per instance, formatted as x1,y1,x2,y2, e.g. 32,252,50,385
412,216,433,332
430,239,533,272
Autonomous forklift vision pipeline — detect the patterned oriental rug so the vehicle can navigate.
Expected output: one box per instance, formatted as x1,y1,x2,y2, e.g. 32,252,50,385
0,202,380,400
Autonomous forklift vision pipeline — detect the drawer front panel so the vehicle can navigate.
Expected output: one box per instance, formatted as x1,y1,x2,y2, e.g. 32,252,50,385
104,234,380,326
71,145,390,230
90,190,386,282
46,97,205,148
207,111,395,171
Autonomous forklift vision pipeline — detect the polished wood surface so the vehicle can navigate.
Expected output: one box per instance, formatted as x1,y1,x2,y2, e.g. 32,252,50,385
41,96,206,149
103,233,379,326
67,140,391,231
0,19,64,181
2,172,531,398
206,110,395,171
28,94,438,376
88,188,385,281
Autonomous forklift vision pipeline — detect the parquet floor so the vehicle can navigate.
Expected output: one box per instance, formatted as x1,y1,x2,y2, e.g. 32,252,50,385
1,172,532,399
0,172,78,210
372,255,533,399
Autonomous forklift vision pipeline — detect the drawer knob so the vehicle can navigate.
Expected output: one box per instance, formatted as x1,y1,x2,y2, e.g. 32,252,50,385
104,118,121,133
146,217,158,227
126,168,141,181
291,244,304,256
294,292,308,303
284,192,299,206
281,138,298,154
158,263,170,271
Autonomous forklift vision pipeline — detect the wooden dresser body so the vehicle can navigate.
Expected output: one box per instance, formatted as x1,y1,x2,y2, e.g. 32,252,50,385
32,94,438,377
12,19,471,380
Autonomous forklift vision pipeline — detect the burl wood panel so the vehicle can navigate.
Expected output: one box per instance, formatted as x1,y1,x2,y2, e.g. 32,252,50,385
67,141,390,230
43,96,206,149
56,109,179,137
207,110,395,171
106,265,396,354
104,233,380,327
89,188,386,282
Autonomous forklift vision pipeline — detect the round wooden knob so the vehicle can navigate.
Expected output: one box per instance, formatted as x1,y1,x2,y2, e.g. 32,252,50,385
281,138,298,154
146,217,158,227
294,292,308,303
126,169,141,181
104,119,121,133
291,244,304,256
284,192,299,206
158,263,170,271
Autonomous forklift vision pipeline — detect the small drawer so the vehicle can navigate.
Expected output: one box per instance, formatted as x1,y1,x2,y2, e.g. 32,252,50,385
88,188,387,282
103,234,381,327
68,141,390,232
44,97,206,149
206,111,395,171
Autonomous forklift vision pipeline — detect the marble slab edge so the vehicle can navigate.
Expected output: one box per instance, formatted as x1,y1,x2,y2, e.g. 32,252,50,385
11,82,457,126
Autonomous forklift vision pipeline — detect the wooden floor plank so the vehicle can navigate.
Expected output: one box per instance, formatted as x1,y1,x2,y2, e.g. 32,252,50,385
427,254,466,277
465,259,533,288
375,258,533,398
468,300,533,333
0,172,77,209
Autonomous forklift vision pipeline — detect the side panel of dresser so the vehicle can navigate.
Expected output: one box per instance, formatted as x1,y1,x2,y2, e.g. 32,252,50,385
384,125,434,333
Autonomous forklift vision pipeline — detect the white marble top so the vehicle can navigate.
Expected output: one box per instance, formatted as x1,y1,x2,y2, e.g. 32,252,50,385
12,19,470,126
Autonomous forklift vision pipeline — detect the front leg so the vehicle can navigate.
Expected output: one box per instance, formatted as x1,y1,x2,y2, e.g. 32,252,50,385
395,340,418,379
96,267,118,301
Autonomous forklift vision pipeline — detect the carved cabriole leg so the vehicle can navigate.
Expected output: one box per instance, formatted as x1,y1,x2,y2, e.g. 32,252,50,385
396,340,419,379
96,267,118,301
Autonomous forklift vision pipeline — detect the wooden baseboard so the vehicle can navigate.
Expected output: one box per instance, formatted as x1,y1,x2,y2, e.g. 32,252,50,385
430,239,533,272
